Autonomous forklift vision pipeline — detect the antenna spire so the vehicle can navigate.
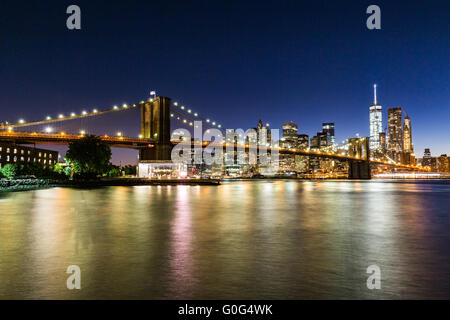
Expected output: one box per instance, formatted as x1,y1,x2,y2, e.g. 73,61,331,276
374,84,377,105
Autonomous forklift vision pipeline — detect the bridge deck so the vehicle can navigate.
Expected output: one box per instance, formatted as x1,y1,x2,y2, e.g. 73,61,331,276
0,132,155,149
0,132,427,171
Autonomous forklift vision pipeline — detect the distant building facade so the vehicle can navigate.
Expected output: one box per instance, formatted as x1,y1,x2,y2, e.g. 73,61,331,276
402,115,413,153
0,143,58,169
322,123,335,146
387,107,403,162
437,154,449,173
280,122,298,149
422,148,432,167
297,134,309,150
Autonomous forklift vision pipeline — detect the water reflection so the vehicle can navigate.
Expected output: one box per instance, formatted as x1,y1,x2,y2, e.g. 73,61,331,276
0,181,449,299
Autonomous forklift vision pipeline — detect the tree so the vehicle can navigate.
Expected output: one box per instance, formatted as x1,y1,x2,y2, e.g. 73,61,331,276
123,165,137,176
53,163,64,175
1,164,17,180
64,166,73,178
65,135,112,179
107,167,122,177
15,161,43,177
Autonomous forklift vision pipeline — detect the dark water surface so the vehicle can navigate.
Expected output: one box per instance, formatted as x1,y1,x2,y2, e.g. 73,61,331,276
0,180,449,299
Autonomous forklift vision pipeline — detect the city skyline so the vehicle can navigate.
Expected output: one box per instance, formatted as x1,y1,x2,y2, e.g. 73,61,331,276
0,1,448,164
1,1,450,303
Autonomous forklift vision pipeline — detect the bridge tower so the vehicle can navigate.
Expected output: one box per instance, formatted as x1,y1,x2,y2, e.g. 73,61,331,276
139,96,172,161
347,137,371,179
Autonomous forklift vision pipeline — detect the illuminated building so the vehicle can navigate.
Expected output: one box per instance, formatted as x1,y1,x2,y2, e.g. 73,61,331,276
297,134,309,150
295,155,309,173
430,157,438,172
322,123,335,146
279,122,298,172
438,154,449,172
369,84,383,150
403,115,413,153
257,120,271,146
422,148,432,167
379,132,386,151
310,131,329,150
402,115,415,164
137,161,187,178
280,122,298,149
0,142,58,168
387,106,403,162
310,135,319,150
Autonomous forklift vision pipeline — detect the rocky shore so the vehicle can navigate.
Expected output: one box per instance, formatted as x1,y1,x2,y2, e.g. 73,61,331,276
0,179,61,192
0,178,220,192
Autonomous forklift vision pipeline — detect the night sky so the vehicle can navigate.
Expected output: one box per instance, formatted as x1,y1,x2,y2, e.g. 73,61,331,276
0,0,448,165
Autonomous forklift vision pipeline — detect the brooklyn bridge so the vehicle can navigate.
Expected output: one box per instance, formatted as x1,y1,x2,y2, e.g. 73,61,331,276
0,96,426,179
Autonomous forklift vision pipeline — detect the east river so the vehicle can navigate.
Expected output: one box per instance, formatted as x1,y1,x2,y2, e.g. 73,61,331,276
0,180,449,299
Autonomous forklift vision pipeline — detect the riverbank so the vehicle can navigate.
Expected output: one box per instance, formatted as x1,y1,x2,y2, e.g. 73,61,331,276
0,179,61,192
0,177,220,192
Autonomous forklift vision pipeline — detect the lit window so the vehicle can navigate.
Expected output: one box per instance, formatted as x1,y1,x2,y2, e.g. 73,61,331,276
13,156,17,162
14,149,17,154
39,152,42,157
7,148,10,153
21,150,24,154
49,154,52,159
44,153,47,158
6,155,10,162
20,156,24,161
0,147,2,152
28,150,31,155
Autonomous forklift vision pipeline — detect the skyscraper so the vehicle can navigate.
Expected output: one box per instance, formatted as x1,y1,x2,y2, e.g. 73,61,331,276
369,84,383,150
281,122,298,148
387,107,403,162
322,123,335,146
403,115,413,153
422,148,432,167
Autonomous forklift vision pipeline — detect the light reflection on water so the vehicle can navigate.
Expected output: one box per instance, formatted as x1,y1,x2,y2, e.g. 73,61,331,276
0,180,449,299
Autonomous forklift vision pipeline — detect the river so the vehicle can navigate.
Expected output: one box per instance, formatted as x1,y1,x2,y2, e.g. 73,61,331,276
0,180,449,299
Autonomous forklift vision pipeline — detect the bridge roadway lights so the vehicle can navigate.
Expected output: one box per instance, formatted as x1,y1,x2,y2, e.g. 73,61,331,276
348,160,371,179
139,96,173,161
